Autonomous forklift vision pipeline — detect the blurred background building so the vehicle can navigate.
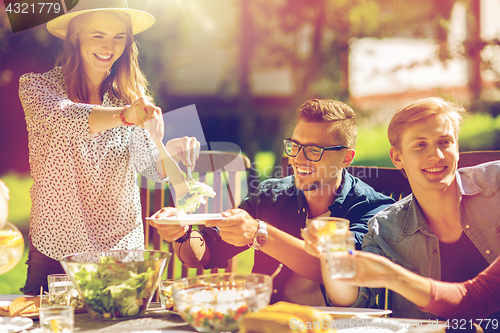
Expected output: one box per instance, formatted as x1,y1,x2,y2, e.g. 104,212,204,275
1,0,500,176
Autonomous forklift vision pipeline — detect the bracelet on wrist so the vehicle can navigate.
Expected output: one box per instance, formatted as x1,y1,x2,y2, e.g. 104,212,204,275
175,225,192,243
118,105,134,126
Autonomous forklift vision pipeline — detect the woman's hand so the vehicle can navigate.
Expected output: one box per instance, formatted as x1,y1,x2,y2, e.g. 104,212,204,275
149,207,190,242
336,251,396,288
166,137,201,170
337,251,433,308
125,97,164,140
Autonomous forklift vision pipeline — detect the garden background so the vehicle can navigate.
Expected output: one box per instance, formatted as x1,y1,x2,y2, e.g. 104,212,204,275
2,0,500,293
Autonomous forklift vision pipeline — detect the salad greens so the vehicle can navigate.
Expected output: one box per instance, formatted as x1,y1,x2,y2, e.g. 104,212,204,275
72,256,157,319
177,181,216,214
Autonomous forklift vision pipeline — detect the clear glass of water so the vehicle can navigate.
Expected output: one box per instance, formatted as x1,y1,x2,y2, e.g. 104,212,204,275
48,274,73,305
48,274,72,294
314,217,356,279
40,293,51,308
0,221,24,275
39,305,74,333
159,279,175,310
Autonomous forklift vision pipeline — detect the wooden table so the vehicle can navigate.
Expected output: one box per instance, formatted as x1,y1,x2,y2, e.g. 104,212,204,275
15,304,483,333
26,303,195,332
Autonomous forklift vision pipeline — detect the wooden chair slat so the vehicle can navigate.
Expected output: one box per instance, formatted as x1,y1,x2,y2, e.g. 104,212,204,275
141,150,251,280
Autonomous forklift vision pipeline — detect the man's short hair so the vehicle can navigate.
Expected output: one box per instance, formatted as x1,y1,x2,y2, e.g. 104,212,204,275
388,97,467,150
296,99,357,148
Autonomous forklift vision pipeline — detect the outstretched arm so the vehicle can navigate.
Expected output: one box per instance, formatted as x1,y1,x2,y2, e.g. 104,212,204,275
149,207,211,268
207,209,323,284
422,256,500,320
301,223,360,306
337,251,432,308
88,96,163,138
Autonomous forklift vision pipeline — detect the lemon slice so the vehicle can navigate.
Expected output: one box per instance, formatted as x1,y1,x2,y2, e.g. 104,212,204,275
317,223,337,237
50,318,61,333
0,230,23,247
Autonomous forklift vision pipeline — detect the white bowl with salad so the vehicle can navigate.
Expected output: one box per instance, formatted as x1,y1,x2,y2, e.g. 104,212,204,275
172,273,272,333
60,250,171,320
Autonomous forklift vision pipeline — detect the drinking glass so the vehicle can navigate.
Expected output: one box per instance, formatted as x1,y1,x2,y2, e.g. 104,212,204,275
40,294,51,308
48,274,72,295
159,279,175,310
314,217,356,279
48,274,78,307
39,306,74,333
0,221,24,274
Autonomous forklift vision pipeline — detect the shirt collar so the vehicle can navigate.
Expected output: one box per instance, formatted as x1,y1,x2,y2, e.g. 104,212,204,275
296,169,350,213
402,171,474,237
402,196,435,236
456,169,482,196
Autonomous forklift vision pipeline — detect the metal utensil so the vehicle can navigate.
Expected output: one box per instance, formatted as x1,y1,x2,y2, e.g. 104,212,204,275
187,166,195,183
144,121,190,198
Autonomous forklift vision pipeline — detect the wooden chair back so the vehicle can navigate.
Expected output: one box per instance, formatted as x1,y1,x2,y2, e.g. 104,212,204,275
140,150,251,280
458,150,500,168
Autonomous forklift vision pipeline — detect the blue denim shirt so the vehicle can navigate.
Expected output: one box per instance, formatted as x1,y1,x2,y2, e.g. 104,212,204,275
201,169,395,304
359,161,500,318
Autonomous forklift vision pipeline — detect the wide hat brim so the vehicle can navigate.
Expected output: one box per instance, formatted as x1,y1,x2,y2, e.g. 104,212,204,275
47,0,155,39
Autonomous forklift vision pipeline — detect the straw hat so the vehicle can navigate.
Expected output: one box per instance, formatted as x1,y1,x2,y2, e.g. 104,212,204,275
47,0,155,39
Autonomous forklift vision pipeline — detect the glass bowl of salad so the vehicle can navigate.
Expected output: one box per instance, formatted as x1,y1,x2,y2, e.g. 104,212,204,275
172,273,272,333
60,250,171,320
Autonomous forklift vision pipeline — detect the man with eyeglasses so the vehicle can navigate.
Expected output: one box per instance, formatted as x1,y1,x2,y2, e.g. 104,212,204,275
150,99,394,306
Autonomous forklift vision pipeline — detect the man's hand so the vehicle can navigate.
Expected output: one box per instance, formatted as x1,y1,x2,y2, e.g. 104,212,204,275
205,209,258,247
301,220,324,258
149,207,190,242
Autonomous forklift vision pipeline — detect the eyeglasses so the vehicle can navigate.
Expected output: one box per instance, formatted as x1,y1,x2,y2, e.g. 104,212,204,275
283,139,349,162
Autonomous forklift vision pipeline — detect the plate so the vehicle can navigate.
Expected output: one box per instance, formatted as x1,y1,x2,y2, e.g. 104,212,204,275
0,295,86,319
146,213,227,225
315,307,392,318
0,295,31,302
0,317,34,332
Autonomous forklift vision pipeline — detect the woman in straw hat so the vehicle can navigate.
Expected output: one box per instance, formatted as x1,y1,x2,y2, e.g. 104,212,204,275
19,0,200,294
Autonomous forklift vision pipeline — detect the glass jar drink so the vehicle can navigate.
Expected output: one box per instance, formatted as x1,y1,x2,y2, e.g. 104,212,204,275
0,221,24,274
159,279,175,310
39,306,74,333
314,217,356,279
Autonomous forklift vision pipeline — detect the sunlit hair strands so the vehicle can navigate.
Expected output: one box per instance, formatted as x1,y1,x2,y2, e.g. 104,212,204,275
296,99,357,149
55,11,151,105
388,97,467,150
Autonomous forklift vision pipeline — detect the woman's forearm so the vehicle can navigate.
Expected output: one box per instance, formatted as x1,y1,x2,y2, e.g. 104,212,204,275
386,263,432,308
88,106,126,134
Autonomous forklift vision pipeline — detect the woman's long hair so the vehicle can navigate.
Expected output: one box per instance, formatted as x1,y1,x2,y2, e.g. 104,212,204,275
55,11,151,105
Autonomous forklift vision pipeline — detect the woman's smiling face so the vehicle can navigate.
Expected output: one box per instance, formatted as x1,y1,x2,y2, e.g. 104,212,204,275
79,12,127,82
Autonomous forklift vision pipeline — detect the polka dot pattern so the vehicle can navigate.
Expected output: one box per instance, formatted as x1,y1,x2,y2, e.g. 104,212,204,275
19,67,161,260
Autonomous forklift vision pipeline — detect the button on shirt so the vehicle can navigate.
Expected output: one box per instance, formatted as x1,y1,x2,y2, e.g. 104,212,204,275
201,170,395,304
19,68,162,260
